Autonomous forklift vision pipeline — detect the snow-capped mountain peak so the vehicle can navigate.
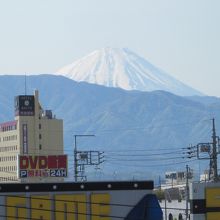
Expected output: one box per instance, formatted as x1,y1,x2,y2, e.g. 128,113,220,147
56,47,202,96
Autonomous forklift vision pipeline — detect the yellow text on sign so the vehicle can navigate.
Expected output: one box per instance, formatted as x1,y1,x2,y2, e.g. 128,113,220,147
91,194,110,220
206,188,220,207
31,195,51,220
207,213,220,220
6,193,110,220
206,188,220,220
55,194,86,220
7,196,26,220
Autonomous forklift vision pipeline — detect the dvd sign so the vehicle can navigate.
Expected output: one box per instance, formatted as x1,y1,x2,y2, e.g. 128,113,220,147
18,155,68,178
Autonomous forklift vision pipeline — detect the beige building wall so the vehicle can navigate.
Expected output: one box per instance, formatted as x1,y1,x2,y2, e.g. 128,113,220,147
0,122,19,182
0,90,64,182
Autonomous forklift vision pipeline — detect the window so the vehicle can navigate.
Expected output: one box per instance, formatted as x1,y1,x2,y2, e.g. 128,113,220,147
39,144,42,150
179,213,183,220
169,213,173,220
39,124,41,129
39,134,42,139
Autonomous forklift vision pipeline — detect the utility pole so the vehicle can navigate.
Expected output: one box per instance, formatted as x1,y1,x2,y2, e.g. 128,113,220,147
164,190,167,220
185,165,189,220
74,134,104,182
159,175,161,191
74,134,95,182
212,118,218,182
194,118,219,182
74,135,77,182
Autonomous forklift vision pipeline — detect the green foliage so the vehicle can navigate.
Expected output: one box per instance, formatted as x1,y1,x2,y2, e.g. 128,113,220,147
155,189,165,201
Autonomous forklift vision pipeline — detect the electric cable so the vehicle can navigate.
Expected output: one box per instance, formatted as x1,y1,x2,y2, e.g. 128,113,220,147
0,193,191,213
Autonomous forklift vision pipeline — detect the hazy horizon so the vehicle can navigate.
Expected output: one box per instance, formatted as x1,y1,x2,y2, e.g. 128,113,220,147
0,0,219,96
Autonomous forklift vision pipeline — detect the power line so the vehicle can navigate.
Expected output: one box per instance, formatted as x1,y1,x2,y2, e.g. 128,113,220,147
104,147,189,152
106,156,187,162
0,203,125,219
105,149,183,157
0,193,191,213
104,159,198,168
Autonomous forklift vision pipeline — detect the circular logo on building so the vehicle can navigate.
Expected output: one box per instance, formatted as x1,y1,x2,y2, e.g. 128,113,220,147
24,100,30,106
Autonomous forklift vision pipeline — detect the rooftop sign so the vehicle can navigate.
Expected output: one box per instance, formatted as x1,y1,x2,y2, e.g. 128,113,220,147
14,95,35,116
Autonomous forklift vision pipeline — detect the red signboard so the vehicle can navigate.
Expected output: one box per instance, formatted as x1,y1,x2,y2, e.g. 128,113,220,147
18,155,68,178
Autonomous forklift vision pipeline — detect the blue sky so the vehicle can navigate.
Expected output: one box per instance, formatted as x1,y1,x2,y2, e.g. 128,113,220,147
0,0,219,96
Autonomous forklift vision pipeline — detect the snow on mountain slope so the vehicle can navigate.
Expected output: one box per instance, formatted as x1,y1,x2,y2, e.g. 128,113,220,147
56,48,202,96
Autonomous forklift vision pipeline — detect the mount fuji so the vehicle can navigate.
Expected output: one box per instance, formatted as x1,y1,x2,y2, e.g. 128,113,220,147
56,48,202,96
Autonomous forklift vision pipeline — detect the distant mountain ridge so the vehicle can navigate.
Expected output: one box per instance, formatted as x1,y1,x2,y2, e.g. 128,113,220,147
0,75,219,180
56,48,202,96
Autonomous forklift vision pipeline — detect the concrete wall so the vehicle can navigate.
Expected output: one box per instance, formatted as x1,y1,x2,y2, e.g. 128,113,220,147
159,199,188,220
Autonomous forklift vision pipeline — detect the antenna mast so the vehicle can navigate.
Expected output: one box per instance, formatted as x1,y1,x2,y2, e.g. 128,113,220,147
25,74,27,95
